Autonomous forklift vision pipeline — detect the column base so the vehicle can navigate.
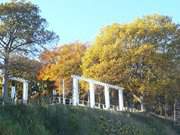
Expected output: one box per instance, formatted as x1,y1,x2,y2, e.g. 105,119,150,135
23,100,27,104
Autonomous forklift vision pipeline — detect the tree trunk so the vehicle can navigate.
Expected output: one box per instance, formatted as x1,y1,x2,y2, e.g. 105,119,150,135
2,56,9,98
2,73,8,97
164,104,167,118
132,94,144,111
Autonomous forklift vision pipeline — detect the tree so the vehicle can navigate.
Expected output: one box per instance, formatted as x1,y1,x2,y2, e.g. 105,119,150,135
0,1,58,97
8,54,41,80
81,14,180,111
38,42,87,95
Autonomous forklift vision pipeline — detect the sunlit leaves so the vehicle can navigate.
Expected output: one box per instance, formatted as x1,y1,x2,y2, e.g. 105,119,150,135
38,42,86,94
81,14,180,105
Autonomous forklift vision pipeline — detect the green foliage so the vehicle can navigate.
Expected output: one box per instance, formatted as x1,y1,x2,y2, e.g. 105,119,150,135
0,1,58,97
0,104,178,135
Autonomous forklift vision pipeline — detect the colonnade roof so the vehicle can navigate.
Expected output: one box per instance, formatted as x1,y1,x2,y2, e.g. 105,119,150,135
9,76,28,83
72,75,124,90
0,70,28,83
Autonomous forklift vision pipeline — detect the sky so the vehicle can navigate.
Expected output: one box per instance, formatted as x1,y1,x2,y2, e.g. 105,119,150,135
1,0,180,45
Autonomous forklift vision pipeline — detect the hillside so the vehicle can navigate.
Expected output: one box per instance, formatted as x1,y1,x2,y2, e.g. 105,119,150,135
0,104,179,135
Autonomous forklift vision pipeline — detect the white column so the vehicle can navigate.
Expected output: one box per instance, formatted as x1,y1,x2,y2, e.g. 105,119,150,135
62,79,65,104
118,89,124,111
89,82,95,108
11,86,16,99
52,89,57,96
104,85,110,109
140,96,144,112
72,77,79,106
23,81,28,104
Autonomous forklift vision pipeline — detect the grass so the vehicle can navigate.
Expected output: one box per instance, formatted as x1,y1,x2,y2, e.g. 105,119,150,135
0,104,179,135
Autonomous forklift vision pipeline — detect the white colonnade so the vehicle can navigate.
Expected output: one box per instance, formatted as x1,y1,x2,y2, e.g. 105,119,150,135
72,75,124,111
9,77,29,104
1,75,29,104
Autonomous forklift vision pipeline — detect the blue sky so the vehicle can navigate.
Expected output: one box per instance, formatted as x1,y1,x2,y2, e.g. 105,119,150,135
1,0,180,45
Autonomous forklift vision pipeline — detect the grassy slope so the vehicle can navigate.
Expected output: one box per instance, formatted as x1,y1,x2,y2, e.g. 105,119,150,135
0,104,178,135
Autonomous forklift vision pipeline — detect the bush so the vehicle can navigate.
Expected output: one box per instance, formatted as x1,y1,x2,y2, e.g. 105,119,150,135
0,104,178,135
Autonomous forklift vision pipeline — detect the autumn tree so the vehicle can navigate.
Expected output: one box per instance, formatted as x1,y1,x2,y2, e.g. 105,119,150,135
38,42,87,95
9,55,41,80
0,1,58,98
81,14,180,111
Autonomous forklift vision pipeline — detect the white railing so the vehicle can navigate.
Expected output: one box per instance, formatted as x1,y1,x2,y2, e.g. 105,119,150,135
49,96,142,112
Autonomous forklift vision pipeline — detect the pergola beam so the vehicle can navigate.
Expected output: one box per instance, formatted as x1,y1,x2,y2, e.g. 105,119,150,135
71,75,123,90
9,76,28,83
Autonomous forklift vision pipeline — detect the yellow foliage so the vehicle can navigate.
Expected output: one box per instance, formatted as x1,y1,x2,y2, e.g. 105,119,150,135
38,42,87,94
81,14,179,102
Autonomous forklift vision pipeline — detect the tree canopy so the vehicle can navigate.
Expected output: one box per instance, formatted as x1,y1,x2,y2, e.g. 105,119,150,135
38,42,87,95
81,14,180,109
0,5,179,118
0,1,58,97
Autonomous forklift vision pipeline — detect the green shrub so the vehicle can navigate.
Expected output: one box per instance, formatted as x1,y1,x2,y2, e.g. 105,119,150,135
0,104,178,135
